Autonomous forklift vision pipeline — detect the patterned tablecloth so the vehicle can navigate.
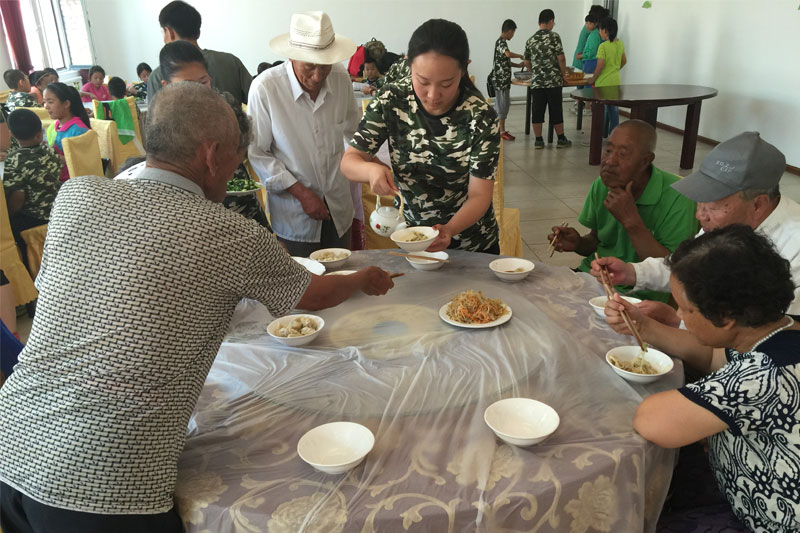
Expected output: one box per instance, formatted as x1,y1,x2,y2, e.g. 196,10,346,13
175,250,682,532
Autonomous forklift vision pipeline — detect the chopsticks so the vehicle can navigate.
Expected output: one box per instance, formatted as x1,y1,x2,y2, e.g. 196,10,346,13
595,252,648,353
387,252,450,263
389,272,405,279
547,221,569,257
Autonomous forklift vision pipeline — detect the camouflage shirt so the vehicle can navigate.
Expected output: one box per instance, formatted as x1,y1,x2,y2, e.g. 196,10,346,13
6,91,40,112
491,38,512,90
350,77,500,252
384,58,410,84
524,30,565,89
2,144,62,221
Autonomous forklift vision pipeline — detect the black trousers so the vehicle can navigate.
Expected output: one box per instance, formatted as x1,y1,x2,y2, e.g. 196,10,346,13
1,481,184,533
530,86,564,125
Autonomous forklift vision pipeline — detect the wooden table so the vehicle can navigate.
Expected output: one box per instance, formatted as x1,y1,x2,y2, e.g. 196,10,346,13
570,84,718,169
511,77,589,142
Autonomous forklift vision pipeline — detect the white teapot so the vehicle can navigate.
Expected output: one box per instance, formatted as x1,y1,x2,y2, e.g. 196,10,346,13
369,192,407,237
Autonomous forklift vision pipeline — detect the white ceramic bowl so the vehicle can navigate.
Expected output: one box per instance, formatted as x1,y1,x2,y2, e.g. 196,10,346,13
484,398,560,447
390,226,439,252
605,345,674,384
267,314,324,346
405,251,448,271
292,256,325,276
489,258,535,282
589,295,643,317
297,422,375,474
309,248,351,270
324,270,357,276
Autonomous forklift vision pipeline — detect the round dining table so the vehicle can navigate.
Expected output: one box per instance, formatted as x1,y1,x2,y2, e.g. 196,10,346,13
570,84,718,169
175,250,682,532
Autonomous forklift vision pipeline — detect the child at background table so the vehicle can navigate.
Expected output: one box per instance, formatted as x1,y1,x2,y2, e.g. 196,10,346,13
579,8,607,79
29,68,59,106
80,65,111,102
352,57,384,95
43,82,91,181
586,17,626,137
3,70,39,112
491,19,525,141
108,77,127,100
127,62,150,101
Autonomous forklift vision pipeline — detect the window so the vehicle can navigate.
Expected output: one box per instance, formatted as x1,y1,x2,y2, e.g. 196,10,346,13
20,0,94,70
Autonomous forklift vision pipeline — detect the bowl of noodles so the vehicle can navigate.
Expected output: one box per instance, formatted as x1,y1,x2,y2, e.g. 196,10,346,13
605,346,673,383
310,248,351,269
267,314,324,346
390,226,438,252
439,290,512,328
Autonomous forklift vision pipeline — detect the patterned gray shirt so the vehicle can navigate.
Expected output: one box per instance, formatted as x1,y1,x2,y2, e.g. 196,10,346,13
0,168,311,514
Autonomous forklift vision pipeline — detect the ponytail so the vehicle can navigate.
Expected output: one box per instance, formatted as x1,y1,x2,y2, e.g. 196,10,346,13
45,82,92,129
599,17,618,42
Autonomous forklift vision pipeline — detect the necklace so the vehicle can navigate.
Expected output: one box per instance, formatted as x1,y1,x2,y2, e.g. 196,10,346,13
749,316,794,352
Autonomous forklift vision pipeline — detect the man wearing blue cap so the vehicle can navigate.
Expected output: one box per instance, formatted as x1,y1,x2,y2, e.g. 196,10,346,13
592,131,800,322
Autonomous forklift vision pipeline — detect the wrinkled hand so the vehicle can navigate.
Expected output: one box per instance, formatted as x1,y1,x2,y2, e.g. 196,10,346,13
426,224,452,252
604,181,639,228
590,256,636,286
604,292,647,336
357,266,395,295
368,163,397,196
297,189,330,220
637,300,681,328
547,226,580,252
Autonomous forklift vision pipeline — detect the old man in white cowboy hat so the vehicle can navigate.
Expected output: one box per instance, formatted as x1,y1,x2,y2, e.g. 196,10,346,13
247,11,362,255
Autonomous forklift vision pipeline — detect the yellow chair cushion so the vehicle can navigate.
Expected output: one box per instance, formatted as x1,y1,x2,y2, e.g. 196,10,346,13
0,182,37,305
62,129,104,178
90,118,142,175
20,224,48,279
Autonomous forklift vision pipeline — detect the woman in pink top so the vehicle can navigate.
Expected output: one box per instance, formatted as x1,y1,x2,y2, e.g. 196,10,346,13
80,65,111,102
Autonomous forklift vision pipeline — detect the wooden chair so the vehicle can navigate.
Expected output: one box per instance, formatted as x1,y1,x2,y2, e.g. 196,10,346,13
20,224,48,279
0,89,9,104
0,182,37,307
62,129,104,178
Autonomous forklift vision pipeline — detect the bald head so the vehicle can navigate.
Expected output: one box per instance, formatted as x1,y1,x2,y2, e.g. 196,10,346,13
615,119,657,155
145,81,239,167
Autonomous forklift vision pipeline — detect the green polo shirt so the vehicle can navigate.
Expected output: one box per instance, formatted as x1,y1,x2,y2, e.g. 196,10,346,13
578,166,698,301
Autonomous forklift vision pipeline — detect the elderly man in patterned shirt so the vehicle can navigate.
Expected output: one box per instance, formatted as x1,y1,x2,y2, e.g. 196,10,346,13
0,82,394,532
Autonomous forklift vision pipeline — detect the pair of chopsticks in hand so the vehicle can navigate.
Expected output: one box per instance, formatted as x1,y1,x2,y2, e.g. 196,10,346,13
594,253,648,353
547,221,569,257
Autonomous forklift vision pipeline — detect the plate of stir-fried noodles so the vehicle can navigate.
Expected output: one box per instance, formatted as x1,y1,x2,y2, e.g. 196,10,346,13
439,290,512,328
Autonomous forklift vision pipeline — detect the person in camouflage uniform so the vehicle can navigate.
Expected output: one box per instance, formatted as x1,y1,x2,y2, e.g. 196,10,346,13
342,19,500,254
3,109,62,268
384,56,410,84
490,19,525,141
4,70,40,112
523,9,571,149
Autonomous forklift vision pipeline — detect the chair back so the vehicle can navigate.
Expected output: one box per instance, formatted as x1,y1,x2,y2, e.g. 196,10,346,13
0,181,38,305
0,89,10,103
90,118,142,175
62,129,104,177
93,97,143,147
20,224,48,278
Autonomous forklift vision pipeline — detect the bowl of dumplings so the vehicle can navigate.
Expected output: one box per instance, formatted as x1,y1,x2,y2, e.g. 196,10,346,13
267,314,324,346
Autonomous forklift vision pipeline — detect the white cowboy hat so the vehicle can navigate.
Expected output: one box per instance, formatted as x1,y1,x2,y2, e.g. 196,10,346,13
270,12,356,65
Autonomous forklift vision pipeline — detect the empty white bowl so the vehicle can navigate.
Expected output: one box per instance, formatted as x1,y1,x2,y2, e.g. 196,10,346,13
489,258,535,281
297,422,375,474
309,248,351,270
589,295,643,317
292,256,325,276
606,345,674,384
405,251,448,271
267,314,324,346
390,226,439,252
484,398,560,447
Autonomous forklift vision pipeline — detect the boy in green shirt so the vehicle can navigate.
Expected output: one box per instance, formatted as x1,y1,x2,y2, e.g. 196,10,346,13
491,19,524,140
3,70,39,112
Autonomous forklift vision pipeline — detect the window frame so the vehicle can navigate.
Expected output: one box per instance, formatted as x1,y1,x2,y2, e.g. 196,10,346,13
27,0,96,71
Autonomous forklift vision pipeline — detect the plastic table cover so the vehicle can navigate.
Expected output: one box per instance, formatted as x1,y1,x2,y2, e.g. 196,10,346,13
175,250,682,532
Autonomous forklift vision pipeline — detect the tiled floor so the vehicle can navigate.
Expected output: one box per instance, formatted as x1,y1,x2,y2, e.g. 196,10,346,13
501,101,800,269
12,103,800,341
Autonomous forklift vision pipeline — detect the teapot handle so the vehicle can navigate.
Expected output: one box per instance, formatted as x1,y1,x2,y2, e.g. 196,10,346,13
374,191,405,215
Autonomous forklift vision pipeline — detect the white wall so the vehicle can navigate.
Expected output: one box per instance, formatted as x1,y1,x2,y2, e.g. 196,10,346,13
83,0,800,166
0,24,15,74
617,0,800,165
83,0,584,98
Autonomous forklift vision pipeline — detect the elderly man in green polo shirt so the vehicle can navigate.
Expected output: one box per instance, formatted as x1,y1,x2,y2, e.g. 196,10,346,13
548,120,697,301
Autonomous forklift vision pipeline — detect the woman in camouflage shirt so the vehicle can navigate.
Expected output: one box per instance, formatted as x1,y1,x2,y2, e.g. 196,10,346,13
342,19,500,253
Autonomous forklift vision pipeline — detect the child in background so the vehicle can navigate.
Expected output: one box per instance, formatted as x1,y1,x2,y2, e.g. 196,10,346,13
108,77,127,100
80,65,111,102
28,68,59,105
42,82,91,181
3,109,62,266
491,19,525,141
587,17,626,136
127,62,150,101
3,70,39,112
580,10,606,79
352,57,384,95
572,13,598,71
